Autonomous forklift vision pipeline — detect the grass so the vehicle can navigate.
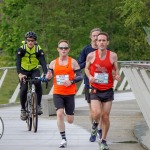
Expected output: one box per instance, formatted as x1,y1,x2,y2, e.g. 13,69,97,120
0,68,19,104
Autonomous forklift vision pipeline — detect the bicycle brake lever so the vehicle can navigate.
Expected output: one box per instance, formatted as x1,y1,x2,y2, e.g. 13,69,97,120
46,81,48,89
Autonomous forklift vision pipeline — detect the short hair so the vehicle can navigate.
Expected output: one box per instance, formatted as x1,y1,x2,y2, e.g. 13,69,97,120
97,32,109,41
89,28,102,38
58,39,69,47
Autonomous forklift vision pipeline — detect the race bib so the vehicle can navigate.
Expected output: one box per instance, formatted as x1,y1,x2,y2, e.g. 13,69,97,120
56,75,69,85
94,73,109,84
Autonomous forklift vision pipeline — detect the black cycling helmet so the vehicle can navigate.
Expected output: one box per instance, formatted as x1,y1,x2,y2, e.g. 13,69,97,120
25,31,37,40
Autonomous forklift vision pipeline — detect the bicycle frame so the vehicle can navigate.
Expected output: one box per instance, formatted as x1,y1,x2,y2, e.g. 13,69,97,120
24,76,48,132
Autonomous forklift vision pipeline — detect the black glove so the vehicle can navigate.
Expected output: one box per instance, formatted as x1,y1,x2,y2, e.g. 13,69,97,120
41,74,47,82
41,74,48,89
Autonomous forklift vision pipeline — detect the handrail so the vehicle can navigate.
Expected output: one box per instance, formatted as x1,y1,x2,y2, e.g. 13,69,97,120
1,61,150,70
1,61,150,104
121,63,150,69
0,66,16,70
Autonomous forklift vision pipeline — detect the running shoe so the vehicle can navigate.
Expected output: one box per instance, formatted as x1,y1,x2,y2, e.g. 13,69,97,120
89,128,97,142
59,139,67,148
97,129,102,140
37,105,43,115
100,139,109,150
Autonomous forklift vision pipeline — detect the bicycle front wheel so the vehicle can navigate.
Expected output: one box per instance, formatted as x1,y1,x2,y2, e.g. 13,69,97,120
31,92,38,132
25,100,32,131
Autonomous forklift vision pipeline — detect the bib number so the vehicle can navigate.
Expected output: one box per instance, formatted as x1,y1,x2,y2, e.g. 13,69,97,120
56,75,69,85
94,73,108,84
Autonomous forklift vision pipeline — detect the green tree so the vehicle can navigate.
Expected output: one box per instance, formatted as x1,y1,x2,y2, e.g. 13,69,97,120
119,0,150,60
0,0,149,68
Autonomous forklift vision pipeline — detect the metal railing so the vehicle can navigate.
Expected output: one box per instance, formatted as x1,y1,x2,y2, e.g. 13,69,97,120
121,63,150,129
0,61,150,104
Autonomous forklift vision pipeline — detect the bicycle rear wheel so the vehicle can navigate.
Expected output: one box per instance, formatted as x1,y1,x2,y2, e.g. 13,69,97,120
31,92,38,132
25,100,32,131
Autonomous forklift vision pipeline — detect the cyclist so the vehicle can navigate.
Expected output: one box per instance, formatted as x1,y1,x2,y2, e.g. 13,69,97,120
16,31,47,121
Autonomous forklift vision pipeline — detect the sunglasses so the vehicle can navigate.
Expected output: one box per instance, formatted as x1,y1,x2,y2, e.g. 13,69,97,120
58,47,69,50
27,39,35,43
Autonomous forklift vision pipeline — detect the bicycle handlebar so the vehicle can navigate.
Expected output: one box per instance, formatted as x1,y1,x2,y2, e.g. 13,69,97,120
25,76,49,89
35,77,48,89
35,77,48,82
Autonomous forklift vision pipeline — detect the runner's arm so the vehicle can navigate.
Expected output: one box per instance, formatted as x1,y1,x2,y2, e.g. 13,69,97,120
112,53,121,81
46,60,55,80
71,59,83,84
85,53,95,83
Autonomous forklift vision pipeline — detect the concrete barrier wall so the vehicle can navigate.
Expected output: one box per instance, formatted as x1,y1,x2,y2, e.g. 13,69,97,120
121,63,150,129
41,95,56,116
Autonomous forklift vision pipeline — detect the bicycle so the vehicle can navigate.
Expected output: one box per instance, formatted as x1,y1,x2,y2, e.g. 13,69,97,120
0,116,4,139
25,76,48,133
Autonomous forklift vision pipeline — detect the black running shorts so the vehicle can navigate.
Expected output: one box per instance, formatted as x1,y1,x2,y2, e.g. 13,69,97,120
90,87,114,102
53,94,75,115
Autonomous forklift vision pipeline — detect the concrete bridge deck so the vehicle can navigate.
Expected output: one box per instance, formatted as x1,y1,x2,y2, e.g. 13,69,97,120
0,92,149,150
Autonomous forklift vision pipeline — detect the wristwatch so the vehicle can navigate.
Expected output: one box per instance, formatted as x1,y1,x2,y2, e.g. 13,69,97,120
70,80,74,84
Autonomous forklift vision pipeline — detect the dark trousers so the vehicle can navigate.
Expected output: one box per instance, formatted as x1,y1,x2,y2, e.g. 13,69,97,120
19,69,42,109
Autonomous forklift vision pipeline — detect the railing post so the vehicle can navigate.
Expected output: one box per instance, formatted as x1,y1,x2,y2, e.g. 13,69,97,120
9,83,20,103
0,69,8,88
76,80,85,96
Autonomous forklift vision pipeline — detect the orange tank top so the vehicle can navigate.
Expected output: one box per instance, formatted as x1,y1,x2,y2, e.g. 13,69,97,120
53,57,76,95
90,50,113,90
